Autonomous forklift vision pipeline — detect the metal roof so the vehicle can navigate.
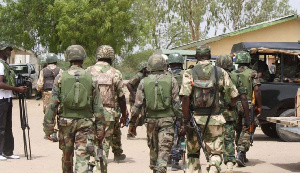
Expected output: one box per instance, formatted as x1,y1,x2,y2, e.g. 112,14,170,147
172,14,299,50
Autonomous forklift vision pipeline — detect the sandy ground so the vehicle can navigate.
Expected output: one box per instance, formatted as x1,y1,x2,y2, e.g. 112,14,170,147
0,98,300,173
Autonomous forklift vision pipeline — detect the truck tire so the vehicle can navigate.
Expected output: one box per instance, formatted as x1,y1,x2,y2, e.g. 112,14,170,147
276,109,300,142
261,123,279,138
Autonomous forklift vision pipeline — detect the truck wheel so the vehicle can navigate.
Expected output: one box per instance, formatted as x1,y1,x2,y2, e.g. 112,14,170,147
261,123,279,138
276,109,300,142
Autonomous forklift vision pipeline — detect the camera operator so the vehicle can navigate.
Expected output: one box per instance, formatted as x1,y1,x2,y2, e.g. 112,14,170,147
0,42,27,161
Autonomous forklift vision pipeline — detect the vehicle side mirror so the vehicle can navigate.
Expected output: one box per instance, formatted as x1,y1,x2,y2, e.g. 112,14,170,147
31,70,36,74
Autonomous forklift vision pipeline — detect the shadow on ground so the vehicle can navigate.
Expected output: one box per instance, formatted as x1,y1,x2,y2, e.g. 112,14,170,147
253,133,282,142
108,157,136,164
272,162,300,172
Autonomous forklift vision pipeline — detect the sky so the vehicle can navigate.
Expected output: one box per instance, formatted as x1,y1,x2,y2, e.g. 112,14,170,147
288,0,300,14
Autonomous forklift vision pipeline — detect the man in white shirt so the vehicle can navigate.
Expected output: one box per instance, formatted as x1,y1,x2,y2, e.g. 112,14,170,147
0,42,27,161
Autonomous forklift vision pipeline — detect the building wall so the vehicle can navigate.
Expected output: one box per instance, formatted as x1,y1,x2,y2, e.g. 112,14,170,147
188,19,300,56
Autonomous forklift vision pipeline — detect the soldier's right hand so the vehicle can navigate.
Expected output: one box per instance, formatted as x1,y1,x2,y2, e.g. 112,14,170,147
46,135,53,141
17,86,27,93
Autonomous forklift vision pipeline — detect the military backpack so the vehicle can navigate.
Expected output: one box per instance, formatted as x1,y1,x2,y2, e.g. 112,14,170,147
144,74,173,118
191,64,222,115
43,67,60,91
60,70,93,118
230,67,253,100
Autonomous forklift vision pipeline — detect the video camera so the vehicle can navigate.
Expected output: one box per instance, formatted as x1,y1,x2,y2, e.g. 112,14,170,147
15,73,29,87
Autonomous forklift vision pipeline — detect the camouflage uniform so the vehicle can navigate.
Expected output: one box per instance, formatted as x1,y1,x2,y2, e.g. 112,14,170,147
86,46,126,172
216,55,238,172
43,45,106,173
180,46,239,173
129,54,182,173
37,55,63,141
166,52,185,171
128,71,146,126
232,66,260,153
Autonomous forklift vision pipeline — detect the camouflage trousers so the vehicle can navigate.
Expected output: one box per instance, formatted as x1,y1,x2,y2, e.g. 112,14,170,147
43,91,58,132
171,121,184,162
235,115,251,153
111,118,123,154
94,121,114,173
235,103,251,153
58,117,95,173
146,117,175,173
223,121,236,164
187,124,224,173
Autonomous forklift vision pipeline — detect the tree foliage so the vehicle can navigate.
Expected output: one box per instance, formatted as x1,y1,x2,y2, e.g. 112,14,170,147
0,0,137,57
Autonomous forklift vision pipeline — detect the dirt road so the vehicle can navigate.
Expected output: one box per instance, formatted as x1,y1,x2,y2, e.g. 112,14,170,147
0,99,299,173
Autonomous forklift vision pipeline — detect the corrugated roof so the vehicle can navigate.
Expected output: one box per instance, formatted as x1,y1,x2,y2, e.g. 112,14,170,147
172,14,298,50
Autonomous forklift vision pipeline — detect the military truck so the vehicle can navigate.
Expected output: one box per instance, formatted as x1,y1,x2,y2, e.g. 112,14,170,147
231,42,300,141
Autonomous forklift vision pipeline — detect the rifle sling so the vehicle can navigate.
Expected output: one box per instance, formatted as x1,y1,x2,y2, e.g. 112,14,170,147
202,66,218,136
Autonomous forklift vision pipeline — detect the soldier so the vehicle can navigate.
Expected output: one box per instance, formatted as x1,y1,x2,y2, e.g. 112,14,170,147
166,52,185,171
86,45,128,172
231,52,262,167
128,54,182,173
0,42,27,161
180,45,239,173
43,45,106,172
215,55,250,173
126,61,148,138
37,53,63,142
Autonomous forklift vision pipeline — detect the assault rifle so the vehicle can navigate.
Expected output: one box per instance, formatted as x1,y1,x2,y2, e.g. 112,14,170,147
249,92,256,145
189,109,210,162
96,142,104,173
179,141,186,173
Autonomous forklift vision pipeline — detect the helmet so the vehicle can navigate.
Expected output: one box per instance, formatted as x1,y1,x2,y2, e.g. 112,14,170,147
235,52,251,64
216,54,233,71
65,45,87,62
137,61,147,72
96,45,114,61
147,54,167,72
0,41,13,51
196,44,211,56
168,53,184,64
46,53,58,64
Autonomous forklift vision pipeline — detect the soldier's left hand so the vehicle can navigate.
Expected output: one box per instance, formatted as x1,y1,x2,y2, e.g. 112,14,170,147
256,107,262,117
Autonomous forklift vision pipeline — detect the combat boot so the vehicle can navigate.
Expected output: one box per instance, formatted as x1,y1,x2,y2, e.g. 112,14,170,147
114,153,126,162
171,160,181,171
51,132,58,142
225,162,234,173
236,151,246,167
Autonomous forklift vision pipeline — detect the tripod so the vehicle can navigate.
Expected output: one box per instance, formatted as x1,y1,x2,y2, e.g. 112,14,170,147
18,92,32,160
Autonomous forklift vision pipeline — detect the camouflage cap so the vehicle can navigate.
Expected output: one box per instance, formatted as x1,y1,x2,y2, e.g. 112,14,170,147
196,45,211,56
96,45,115,61
168,52,184,64
147,54,167,72
0,41,13,51
216,54,233,71
46,53,58,64
137,61,148,72
65,45,87,62
235,51,251,64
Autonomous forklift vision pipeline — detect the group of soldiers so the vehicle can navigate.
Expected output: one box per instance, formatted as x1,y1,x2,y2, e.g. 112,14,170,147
37,44,261,173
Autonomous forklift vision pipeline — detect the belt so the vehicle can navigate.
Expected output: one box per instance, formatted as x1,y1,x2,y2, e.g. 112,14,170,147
0,97,12,103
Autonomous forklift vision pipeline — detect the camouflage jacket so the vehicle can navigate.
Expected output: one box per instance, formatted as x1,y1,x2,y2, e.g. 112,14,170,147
128,71,144,103
37,64,63,92
43,65,106,135
130,72,182,126
86,61,125,121
180,60,239,125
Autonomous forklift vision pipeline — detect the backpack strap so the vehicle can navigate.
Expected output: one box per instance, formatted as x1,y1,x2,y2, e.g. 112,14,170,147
202,66,219,136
